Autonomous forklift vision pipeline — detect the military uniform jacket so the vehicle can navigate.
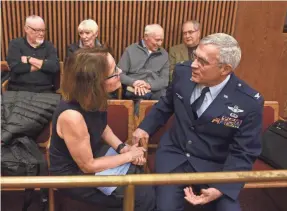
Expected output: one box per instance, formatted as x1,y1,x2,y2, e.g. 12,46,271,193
139,61,264,200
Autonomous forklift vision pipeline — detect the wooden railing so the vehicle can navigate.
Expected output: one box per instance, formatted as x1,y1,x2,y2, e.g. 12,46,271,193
2,170,287,211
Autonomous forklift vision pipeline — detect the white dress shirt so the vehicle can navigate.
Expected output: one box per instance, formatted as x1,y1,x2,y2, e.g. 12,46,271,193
190,75,230,118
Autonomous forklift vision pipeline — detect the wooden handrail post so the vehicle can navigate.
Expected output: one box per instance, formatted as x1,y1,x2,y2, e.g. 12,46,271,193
48,188,54,211
123,185,135,211
139,138,149,173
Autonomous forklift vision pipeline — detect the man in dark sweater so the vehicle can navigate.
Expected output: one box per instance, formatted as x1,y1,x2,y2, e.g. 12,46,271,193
6,15,59,93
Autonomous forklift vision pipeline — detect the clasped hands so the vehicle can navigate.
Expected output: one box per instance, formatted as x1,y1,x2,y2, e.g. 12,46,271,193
132,128,223,205
132,80,151,96
118,127,151,166
119,143,146,166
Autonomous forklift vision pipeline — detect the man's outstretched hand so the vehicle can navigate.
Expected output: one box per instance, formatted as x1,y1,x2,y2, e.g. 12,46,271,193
184,187,223,205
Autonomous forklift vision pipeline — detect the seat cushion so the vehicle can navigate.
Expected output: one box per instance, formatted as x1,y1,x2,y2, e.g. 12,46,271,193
252,159,274,170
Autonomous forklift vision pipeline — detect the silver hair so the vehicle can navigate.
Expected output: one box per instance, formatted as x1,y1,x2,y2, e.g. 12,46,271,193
200,33,241,70
182,20,201,31
25,15,45,25
78,19,99,34
144,24,164,36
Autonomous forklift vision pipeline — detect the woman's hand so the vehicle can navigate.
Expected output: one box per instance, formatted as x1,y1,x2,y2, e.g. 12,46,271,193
132,156,146,166
119,144,131,154
120,144,146,165
126,143,146,162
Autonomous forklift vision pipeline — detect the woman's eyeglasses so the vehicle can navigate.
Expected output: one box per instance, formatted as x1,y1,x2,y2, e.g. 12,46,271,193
106,66,120,80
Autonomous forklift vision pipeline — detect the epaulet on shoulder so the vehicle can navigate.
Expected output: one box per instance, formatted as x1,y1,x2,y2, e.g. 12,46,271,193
236,81,263,103
176,60,192,67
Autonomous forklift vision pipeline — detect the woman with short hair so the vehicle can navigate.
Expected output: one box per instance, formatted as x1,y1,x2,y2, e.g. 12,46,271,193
66,19,102,58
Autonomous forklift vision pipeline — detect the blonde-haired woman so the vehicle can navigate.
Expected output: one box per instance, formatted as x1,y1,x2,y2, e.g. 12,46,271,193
67,19,102,58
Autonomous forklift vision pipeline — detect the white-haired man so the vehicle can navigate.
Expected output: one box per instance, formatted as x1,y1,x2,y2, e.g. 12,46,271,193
7,15,59,92
118,24,169,100
133,33,264,211
169,20,201,81
67,19,101,57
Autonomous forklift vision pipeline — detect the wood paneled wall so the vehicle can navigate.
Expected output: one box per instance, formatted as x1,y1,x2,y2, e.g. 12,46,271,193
234,1,287,116
1,1,238,62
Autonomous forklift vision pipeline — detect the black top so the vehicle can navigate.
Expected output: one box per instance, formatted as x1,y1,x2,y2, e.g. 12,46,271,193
49,100,107,175
6,37,60,92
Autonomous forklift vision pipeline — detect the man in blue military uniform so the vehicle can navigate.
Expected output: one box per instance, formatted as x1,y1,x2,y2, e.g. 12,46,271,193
132,33,264,211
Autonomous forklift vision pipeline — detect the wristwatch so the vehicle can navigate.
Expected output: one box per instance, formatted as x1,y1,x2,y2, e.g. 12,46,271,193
116,143,126,154
27,56,31,64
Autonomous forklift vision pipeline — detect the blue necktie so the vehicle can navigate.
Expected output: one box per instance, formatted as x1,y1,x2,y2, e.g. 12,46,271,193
191,87,210,119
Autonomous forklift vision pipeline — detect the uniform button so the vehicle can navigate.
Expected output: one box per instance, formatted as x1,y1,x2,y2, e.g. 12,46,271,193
190,126,195,130
188,140,192,144
186,153,190,157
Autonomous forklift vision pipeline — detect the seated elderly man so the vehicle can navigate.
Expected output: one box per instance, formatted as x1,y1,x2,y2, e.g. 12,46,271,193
118,24,169,100
6,15,59,93
67,19,102,57
169,20,201,81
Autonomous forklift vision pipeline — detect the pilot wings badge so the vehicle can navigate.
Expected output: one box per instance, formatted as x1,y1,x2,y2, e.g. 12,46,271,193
228,105,244,113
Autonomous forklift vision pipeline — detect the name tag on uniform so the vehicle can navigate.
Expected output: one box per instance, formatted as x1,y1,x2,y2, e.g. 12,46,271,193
212,116,242,128
176,93,183,100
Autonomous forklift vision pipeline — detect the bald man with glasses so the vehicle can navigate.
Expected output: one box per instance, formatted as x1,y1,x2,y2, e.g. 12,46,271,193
6,15,59,93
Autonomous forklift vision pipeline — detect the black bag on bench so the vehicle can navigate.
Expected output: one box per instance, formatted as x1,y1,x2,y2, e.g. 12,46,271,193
1,136,48,211
260,120,287,169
